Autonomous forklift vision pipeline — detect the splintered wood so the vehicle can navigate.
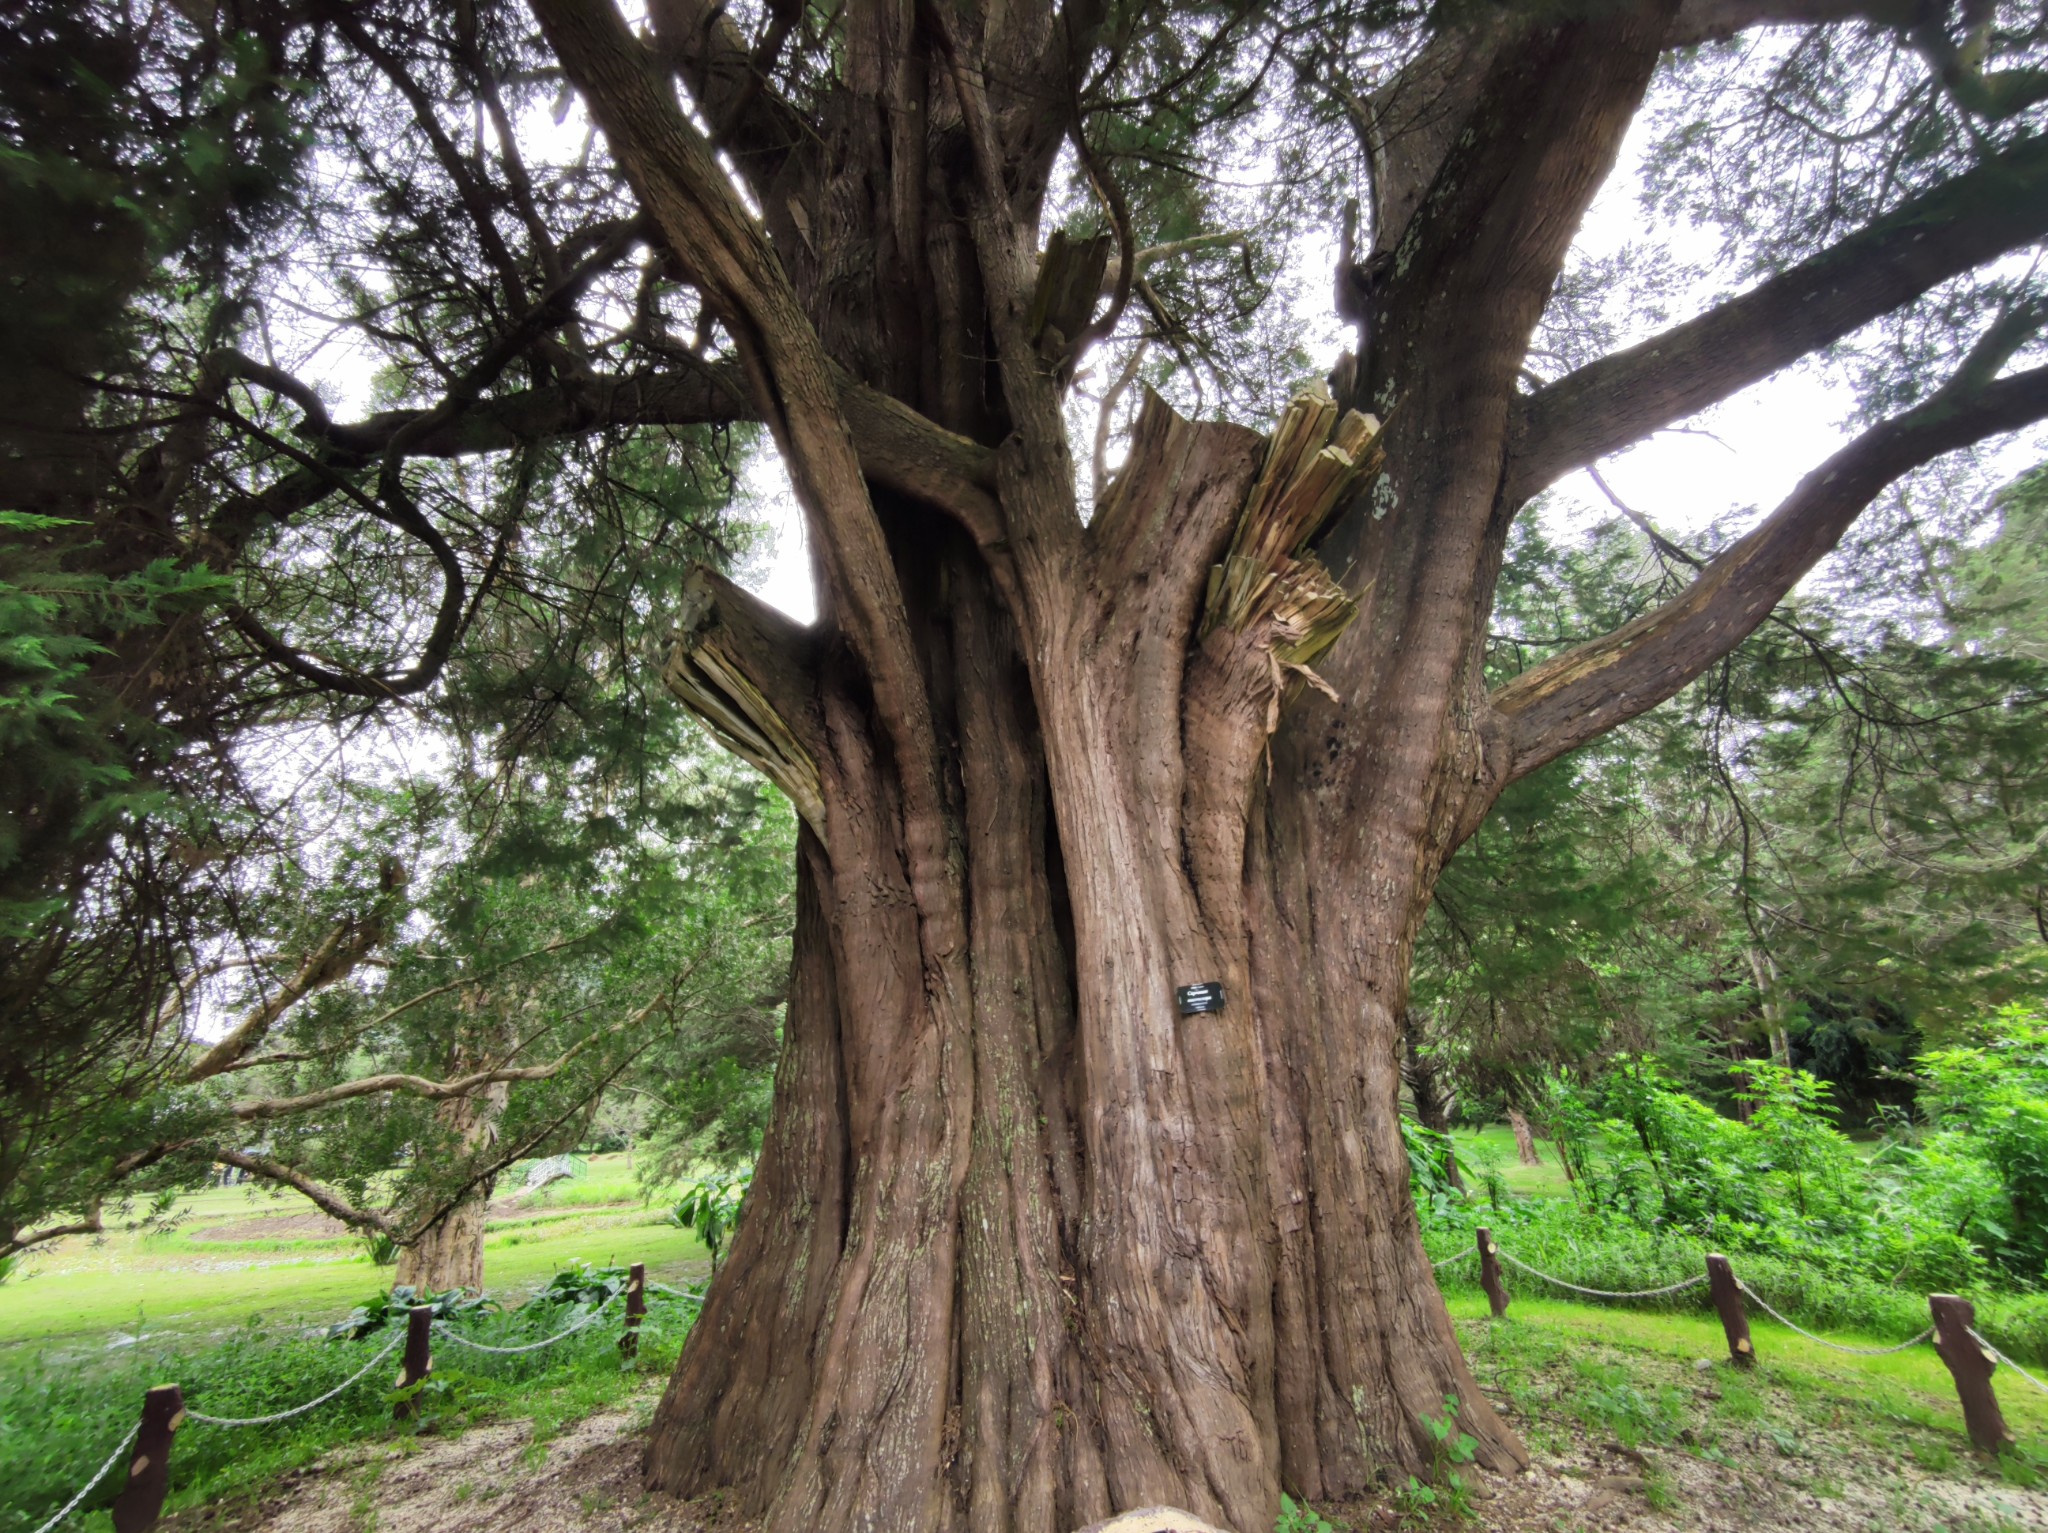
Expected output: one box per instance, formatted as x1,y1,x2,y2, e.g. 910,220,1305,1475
1202,382,1380,671
663,573,826,834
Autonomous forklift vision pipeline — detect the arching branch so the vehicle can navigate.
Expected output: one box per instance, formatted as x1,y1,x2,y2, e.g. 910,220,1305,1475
210,1150,397,1235
1494,359,2048,779
1507,134,2048,503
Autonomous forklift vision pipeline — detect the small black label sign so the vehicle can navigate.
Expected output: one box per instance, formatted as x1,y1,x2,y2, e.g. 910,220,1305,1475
1176,982,1225,1016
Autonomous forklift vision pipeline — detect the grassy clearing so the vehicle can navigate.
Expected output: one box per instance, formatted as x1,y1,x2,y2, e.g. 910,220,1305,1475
1447,1125,1574,1200
0,1153,703,1350
1426,1300,2048,1532
1,1290,696,1533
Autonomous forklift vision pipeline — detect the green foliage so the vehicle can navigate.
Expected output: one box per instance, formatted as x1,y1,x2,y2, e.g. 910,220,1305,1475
1273,1493,1339,1533
670,1167,753,1271
1,1289,695,1533
1391,1395,1480,1526
326,1283,499,1341
1916,1006,2048,1277
519,1258,694,1317
1424,1010,2048,1359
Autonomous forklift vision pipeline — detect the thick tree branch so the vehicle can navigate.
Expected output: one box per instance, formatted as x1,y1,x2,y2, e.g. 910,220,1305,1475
2,1206,103,1258
1508,134,2048,503
211,1149,397,1234
231,984,674,1122
648,0,809,196
183,883,402,1085
532,0,964,914
1494,361,2048,779
226,354,998,556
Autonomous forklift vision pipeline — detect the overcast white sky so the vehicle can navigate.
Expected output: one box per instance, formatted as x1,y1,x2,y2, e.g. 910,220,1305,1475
738,102,2039,624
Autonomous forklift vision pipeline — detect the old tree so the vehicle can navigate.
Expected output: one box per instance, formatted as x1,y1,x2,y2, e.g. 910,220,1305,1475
16,0,2048,1526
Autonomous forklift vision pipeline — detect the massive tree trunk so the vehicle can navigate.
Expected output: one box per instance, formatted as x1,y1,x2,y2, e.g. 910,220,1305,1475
538,0,1632,1527
504,0,2048,1528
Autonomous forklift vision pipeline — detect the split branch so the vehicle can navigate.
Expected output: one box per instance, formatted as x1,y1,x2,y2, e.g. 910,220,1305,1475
662,566,826,832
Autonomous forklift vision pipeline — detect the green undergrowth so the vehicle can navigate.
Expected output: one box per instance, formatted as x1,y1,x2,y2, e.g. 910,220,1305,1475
1424,1212,2048,1364
0,1287,696,1533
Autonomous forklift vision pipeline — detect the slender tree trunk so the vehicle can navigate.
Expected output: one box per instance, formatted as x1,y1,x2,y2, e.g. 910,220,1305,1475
395,1017,512,1294
1508,1109,1542,1167
1747,946,1793,1065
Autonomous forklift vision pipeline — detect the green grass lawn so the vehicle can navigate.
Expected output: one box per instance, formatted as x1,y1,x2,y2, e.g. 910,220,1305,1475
0,1153,708,1350
1444,1287,2048,1442
1447,1122,1575,1198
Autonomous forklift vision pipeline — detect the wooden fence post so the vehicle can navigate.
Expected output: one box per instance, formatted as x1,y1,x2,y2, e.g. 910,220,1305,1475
109,1383,182,1533
1476,1227,1508,1319
394,1304,433,1421
1931,1294,2014,1454
1705,1254,1754,1367
620,1262,647,1358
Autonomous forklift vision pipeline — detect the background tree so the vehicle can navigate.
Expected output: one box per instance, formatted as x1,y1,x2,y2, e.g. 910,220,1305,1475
1420,473,2048,1123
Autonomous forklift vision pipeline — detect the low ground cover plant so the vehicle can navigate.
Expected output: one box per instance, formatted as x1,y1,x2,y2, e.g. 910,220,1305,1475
1416,1006,2048,1360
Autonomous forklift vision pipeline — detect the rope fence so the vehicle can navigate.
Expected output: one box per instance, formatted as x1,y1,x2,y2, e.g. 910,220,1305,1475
1734,1281,1933,1357
28,1426,138,1533
431,1288,620,1355
30,1260,652,1533
183,1329,407,1428
1440,1222,2030,1456
1493,1247,1707,1301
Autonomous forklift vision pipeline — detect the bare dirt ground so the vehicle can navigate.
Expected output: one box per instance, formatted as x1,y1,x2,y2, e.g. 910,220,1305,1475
162,1387,2048,1533
165,1392,751,1533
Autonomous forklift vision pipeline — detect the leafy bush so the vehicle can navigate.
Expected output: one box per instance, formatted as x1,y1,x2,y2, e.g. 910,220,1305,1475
325,1283,499,1341
670,1167,752,1270
1419,1008,2048,1361
522,1258,697,1316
